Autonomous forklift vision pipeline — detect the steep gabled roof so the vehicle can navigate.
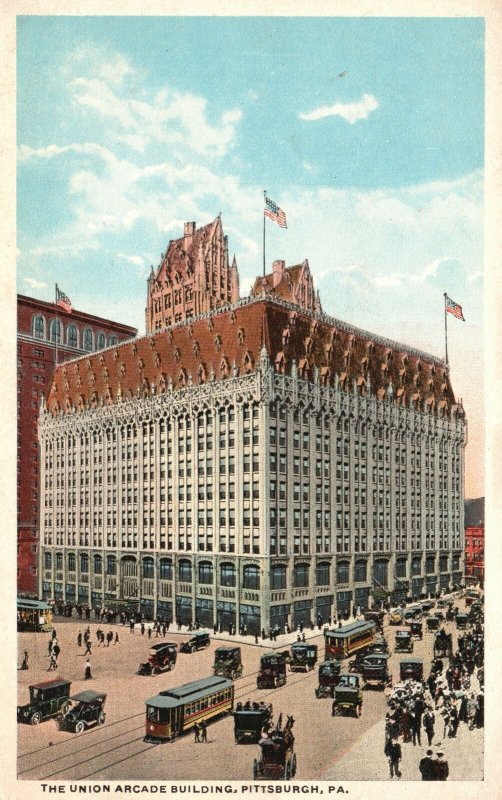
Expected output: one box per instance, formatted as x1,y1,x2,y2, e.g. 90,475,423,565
154,217,221,284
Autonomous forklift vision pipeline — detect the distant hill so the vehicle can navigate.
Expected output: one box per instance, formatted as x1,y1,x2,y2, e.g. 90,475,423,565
464,497,485,527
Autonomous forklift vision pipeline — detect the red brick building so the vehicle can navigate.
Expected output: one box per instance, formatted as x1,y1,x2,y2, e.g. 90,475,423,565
464,497,484,585
17,294,137,595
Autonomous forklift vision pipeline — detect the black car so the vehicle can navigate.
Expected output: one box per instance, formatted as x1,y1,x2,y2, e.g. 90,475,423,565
179,631,211,653
61,690,107,733
17,678,72,725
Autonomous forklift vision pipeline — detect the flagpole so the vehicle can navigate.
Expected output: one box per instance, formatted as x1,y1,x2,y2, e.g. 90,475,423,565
55,283,59,367
443,292,449,365
263,190,267,278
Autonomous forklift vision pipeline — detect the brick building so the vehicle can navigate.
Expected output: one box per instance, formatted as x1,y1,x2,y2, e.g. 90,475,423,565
464,497,484,585
38,218,466,632
17,294,137,594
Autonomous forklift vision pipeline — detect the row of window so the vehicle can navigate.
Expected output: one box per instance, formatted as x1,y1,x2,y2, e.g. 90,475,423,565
32,315,119,351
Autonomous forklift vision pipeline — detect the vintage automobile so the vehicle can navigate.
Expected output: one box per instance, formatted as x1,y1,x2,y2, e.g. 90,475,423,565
465,590,480,607
409,620,423,640
433,630,453,659
179,631,211,653
289,642,318,673
389,610,404,625
399,657,424,682
18,678,72,725
434,610,445,622
60,690,106,733
455,613,470,630
257,652,288,689
348,648,372,673
403,607,422,622
253,717,296,780
138,642,178,675
421,600,436,612
213,646,243,679
426,616,440,632
363,610,385,632
370,635,389,654
331,674,363,717
315,660,341,698
394,629,414,653
360,653,391,690
233,700,272,744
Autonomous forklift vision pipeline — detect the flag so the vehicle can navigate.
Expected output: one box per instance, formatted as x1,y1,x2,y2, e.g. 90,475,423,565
56,286,73,313
445,295,465,321
264,196,287,228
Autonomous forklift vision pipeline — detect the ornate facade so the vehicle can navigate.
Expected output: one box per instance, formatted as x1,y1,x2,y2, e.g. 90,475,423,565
38,225,466,633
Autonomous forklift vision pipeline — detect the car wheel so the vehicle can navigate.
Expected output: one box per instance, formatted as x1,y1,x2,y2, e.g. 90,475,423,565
31,712,42,725
152,667,160,676
75,721,85,733
98,712,105,726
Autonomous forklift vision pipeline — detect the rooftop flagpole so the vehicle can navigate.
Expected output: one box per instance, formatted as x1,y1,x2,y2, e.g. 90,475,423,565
263,190,267,278
55,283,59,367
443,292,449,366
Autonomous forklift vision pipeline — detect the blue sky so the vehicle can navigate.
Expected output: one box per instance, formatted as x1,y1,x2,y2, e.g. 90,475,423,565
16,15,484,494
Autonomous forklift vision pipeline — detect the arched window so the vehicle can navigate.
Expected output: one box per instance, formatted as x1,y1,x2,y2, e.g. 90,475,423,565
293,563,309,588
44,552,52,570
142,557,154,578
33,315,45,339
271,565,286,590
243,564,260,590
67,324,78,348
337,561,350,584
109,335,118,346
179,559,192,582
198,561,213,584
373,559,388,587
83,328,93,351
159,558,173,580
106,555,117,575
97,332,106,350
354,560,367,583
411,556,422,576
426,555,436,575
80,553,89,573
315,562,330,586
68,552,76,572
93,554,103,574
220,562,235,587
50,319,62,344
55,552,63,570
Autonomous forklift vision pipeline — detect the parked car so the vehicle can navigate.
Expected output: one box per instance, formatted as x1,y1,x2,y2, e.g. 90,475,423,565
213,646,243,679
315,660,341,698
60,690,106,733
360,654,391,690
17,678,72,725
399,658,424,682
394,629,413,653
138,643,178,675
289,643,318,672
179,631,210,653
331,674,363,717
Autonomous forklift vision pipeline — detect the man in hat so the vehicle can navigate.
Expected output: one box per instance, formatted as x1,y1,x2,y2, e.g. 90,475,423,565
419,750,435,781
434,752,449,781
384,737,402,779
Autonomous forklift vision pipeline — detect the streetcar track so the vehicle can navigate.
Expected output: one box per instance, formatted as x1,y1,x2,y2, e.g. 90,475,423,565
34,735,148,780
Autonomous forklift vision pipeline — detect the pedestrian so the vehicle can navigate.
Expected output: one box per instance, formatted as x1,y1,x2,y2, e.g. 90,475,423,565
84,659,92,680
255,634,259,645
199,719,208,742
148,626,152,640
52,629,57,640
106,631,113,646
114,632,119,644
193,723,200,742
384,737,402,779
77,632,82,648
419,749,435,781
423,707,435,746
84,640,92,656
434,751,449,780
53,642,61,661
48,638,53,656
130,619,135,633
141,622,145,636
20,651,29,670
261,628,266,640
96,628,102,643
48,651,57,671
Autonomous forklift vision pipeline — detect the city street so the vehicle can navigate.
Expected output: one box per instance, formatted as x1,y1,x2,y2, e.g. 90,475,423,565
17,599,483,782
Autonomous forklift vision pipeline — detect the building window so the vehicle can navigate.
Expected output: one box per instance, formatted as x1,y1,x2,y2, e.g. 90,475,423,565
179,559,192,582
159,558,173,580
143,557,154,579
55,552,63,570
293,563,309,588
80,553,89,573
315,561,330,586
67,552,76,572
354,560,367,583
336,561,349,584
220,562,236,587
67,324,78,348
411,556,421,576
426,556,436,574
395,558,407,578
106,555,117,575
373,559,388,587
94,554,103,574
439,555,448,572
44,552,52,570
271,565,286,590
83,328,93,351
243,565,260,590
97,332,106,349
50,319,62,344
33,315,45,339
198,561,213,584
109,335,118,346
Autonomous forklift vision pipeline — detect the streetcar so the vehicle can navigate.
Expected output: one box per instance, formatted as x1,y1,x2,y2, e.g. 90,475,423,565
144,675,233,742
17,598,53,632
324,620,376,661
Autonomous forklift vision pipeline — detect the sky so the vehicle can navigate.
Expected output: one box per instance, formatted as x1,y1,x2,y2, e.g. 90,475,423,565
16,15,484,496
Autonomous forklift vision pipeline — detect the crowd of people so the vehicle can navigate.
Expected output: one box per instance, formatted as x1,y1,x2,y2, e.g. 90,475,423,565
383,596,484,781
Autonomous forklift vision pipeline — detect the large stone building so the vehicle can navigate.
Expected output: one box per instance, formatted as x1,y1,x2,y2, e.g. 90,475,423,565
464,497,484,585
38,218,466,633
17,294,137,595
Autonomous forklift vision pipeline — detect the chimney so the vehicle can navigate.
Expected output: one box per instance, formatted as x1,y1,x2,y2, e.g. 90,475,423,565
272,259,285,288
184,221,196,238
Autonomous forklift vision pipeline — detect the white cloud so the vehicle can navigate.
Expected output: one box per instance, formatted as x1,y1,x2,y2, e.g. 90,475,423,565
23,277,47,289
299,93,379,124
248,89,259,101
117,253,144,267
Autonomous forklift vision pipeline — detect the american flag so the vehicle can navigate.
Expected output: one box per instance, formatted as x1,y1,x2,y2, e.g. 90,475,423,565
56,286,73,313
445,295,465,321
264,197,287,228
